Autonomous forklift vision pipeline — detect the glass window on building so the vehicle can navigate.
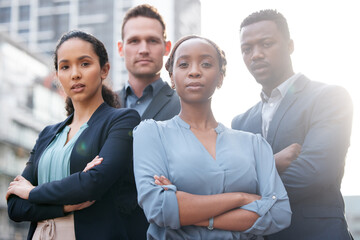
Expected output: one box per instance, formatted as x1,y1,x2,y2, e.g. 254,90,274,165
0,7,11,23
38,15,53,31
79,0,112,15
38,0,53,7
54,14,69,40
55,0,69,7
19,5,30,22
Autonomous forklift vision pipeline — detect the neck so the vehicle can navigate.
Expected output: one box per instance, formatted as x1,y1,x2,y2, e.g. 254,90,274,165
179,100,217,130
128,74,160,98
262,70,295,96
71,97,104,125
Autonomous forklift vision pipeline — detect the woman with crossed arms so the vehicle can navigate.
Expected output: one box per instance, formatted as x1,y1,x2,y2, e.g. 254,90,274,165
133,35,292,240
6,30,146,240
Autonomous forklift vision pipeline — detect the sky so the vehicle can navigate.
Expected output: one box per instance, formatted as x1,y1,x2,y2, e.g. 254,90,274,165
200,0,360,196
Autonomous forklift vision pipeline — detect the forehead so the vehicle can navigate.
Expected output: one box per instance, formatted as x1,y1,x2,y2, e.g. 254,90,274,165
175,38,218,59
240,20,282,45
123,16,164,40
57,38,95,57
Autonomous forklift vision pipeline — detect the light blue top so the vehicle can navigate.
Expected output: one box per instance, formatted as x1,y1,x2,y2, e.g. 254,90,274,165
38,123,88,184
133,116,291,240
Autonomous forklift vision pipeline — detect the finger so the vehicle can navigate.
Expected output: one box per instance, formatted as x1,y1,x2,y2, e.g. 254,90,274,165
6,189,13,200
14,175,23,181
160,176,171,184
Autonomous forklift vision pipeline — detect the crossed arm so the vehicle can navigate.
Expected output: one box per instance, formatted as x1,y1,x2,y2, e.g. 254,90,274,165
154,175,260,231
6,156,103,213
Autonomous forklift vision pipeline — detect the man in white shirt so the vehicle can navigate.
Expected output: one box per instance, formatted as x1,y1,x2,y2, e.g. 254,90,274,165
232,9,353,240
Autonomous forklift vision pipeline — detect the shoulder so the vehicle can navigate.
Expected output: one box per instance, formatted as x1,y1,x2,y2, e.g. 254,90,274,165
40,120,66,137
134,117,176,136
302,80,352,106
224,126,260,141
231,102,261,128
94,104,141,128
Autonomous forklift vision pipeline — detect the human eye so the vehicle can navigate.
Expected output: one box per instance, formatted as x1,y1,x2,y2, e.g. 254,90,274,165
60,65,69,70
149,38,160,44
201,61,212,68
241,46,252,55
178,61,189,68
81,62,90,67
263,41,274,48
128,38,138,44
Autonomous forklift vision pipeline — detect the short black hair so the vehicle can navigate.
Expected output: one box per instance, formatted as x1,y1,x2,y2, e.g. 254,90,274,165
241,9,290,40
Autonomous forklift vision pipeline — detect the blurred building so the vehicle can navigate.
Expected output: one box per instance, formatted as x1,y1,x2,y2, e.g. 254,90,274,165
0,0,201,90
344,195,360,239
0,32,64,240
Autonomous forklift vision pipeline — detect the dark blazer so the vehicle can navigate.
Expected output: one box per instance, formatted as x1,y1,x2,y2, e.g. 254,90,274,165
118,79,181,121
7,103,147,240
232,75,353,240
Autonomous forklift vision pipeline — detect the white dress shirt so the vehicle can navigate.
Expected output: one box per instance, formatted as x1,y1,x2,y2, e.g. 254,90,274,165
261,73,301,138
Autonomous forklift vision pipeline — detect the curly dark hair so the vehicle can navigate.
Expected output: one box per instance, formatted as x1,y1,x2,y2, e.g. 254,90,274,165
240,9,290,40
165,35,227,78
54,30,120,116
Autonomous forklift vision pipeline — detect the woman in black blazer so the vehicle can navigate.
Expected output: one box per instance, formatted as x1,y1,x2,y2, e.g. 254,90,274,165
6,30,148,240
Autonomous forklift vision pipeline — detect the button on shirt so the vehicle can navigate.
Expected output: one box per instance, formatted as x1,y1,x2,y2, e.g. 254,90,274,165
261,73,301,138
125,79,165,117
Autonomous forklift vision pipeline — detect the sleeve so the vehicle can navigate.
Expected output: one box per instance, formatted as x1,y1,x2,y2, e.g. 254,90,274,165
241,135,292,235
280,86,353,202
7,127,66,222
133,120,181,229
28,110,141,204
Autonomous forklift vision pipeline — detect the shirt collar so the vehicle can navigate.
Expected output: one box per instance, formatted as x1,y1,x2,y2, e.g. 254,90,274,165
125,78,165,97
261,72,301,102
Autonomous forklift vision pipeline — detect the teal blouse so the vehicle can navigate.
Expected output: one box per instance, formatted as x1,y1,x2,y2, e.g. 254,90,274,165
38,123,88,184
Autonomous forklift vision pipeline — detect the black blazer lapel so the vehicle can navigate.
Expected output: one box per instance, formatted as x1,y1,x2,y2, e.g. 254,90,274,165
142,83,173,120
266,75,310,145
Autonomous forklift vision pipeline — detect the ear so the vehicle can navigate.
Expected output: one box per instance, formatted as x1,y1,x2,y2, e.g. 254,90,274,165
101,62,110,80
288,39,294,55
170,76,175,89
164,41,171,56
118,41,124,57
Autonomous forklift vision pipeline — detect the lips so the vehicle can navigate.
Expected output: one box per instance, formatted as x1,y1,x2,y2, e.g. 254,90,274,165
251,62,269,73
135,58,152,64
186,82,204,90
71,83,85,92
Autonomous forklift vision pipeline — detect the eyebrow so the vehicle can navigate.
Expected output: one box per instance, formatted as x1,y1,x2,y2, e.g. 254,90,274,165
177,54,215,60
58,55,93,64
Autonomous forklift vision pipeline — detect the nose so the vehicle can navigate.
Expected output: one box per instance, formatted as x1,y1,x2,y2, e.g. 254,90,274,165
139,41,149,55
71,67,81,80
251,45,264,61
188,65,201,78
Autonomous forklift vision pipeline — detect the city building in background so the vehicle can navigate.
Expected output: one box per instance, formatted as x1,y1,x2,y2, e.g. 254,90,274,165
0,1,200,239
0,32,64,239
0,0,201,90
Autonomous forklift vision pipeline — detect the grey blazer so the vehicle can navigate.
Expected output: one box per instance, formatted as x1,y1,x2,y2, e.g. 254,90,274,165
232,74,353,240
118,79,180,121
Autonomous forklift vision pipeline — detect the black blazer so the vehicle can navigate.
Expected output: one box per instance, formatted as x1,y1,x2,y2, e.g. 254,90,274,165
232,75,353,240
118,79,180,121
7,103,147,240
